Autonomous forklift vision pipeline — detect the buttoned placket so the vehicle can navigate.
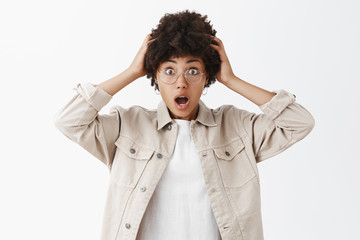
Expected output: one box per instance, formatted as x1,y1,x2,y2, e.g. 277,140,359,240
190,121,240,240
121,121,177,240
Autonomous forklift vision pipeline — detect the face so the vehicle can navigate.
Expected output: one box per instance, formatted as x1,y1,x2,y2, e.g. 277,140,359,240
155,55,208,121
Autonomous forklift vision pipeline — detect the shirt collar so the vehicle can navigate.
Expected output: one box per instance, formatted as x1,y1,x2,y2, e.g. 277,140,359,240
157,99,217,130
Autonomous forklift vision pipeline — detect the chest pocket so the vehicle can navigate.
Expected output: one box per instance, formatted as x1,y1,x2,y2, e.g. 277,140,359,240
112,136,154,187
213,138,256,189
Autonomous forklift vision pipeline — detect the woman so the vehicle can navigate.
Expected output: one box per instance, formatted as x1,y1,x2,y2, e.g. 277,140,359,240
54,10,314,240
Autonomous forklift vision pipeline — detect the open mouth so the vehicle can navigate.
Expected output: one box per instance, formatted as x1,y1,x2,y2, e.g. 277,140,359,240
175,96,189,105
174,96,190,110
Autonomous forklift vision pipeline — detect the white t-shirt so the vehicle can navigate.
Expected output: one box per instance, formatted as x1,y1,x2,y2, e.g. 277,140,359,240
137,119,221,240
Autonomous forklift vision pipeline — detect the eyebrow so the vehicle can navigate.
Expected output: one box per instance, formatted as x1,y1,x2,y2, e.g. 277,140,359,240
166,59,201,64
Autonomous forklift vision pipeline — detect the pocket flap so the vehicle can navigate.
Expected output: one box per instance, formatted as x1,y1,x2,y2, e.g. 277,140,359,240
213,138,245,161
115,136,154,160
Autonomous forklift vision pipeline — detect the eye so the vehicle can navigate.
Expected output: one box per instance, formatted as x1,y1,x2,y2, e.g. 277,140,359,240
187,68,199,75
164,68,175,75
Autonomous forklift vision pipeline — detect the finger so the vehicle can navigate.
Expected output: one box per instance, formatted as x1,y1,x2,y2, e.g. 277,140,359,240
140,35,155,50
210,39,224,51
210,37,220,46
210,43,220,51
147,35,157,46
210,36,223,46
148,38,156,44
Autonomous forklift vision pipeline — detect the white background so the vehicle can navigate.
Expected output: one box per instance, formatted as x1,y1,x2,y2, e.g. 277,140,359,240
1,0,359,239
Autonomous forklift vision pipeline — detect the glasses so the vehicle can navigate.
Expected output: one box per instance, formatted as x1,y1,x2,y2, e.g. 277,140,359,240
157,68,205,85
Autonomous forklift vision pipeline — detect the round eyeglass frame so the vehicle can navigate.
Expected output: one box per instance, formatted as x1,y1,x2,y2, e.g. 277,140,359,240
157,69,205,85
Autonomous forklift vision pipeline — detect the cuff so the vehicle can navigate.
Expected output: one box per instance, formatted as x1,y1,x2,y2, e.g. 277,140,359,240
259,89,296,120
73,82,113,111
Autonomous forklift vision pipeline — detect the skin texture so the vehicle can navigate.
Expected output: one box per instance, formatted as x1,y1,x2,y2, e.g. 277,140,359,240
155,56,208,120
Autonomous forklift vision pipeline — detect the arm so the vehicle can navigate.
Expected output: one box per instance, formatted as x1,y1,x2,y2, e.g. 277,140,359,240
210,36,276,106
211,36,315,163
53,35,152,168
96,34,152,95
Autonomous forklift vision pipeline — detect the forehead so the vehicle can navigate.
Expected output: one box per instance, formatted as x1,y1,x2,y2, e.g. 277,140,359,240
161,55,205,65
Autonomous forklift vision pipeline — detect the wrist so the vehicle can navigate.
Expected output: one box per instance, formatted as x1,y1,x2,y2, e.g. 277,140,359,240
220,74,238,87
125,67,144,81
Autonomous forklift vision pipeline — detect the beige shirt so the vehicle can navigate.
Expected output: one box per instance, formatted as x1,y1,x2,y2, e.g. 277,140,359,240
53,82,315,240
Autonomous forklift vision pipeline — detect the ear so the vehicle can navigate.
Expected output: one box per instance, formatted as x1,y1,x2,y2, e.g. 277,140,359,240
205,73,210,85
154,72,159,84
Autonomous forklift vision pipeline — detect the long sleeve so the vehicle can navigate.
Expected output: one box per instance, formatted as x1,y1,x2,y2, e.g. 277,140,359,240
53,82,120,168
239,89,315,163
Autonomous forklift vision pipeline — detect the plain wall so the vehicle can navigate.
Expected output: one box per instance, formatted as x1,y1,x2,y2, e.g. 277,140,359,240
1,0,359,239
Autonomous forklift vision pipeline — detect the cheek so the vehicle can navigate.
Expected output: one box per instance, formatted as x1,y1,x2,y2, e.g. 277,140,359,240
158,86,173,102
195,84,206,96
188,87,204,104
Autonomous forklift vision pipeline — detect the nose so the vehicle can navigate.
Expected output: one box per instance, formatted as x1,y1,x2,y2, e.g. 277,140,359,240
175,72,188,89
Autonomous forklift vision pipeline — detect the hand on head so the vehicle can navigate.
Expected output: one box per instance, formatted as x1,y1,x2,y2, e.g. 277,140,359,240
128,34,155,79
210,36,235,84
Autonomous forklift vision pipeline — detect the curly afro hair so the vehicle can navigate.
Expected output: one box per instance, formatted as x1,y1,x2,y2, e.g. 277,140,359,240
145,10,221,90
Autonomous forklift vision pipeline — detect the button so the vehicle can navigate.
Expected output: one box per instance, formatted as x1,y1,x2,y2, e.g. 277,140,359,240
167,124,172,130
125,223,131,229
225,151,230,156
130,148,136,154
140,186,146,192
157,153,163,159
